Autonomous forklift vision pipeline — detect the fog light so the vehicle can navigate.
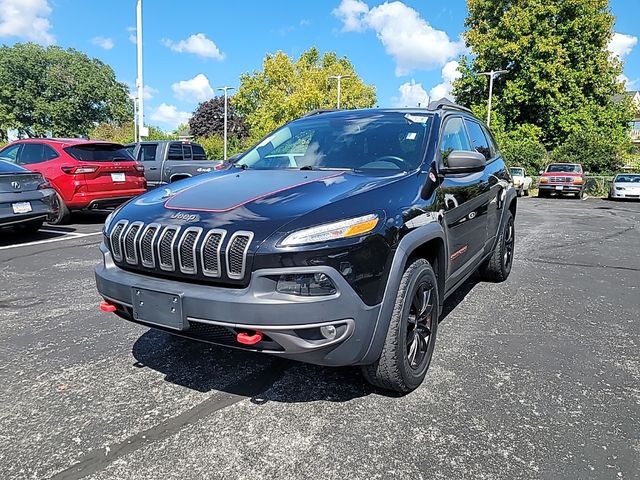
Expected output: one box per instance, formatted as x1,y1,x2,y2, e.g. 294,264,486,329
276,273,337,296
320,325,337,340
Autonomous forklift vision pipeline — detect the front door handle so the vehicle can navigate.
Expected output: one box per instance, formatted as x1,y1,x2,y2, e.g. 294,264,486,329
148,167,158,170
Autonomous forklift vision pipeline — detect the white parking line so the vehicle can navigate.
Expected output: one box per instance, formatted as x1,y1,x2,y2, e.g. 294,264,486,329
0,231,102,251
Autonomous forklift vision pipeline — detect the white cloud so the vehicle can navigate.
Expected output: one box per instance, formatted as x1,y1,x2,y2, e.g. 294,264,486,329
392,80,430,107
429,60,461,101
171,74,214,103
333,0,369,32
129,84,159,101
0,0,54,45
162,33,225,60
608,32,638,59
127,26,136,44
150,103,191,129
333,0,465,75
91,36,114,50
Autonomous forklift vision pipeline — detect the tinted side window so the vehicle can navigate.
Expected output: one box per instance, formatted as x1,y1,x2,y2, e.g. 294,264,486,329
465,120,491,161
0,144,22,162
20,143,47,165
481,125,499,158
138,144,158,162
167,143,184,160
192,145,207,160
43,145,59,161
440,117,471,162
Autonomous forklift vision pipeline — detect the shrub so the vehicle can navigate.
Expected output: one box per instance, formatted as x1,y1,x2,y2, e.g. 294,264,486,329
551,130,626,174
495,124,548,175
196,135,251,160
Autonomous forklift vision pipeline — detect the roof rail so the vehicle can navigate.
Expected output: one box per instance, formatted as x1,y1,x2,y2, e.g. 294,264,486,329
303,109,336,117
427,98,472,113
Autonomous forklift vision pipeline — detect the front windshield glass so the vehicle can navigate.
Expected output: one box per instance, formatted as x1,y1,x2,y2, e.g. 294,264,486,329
546,164,582,173
237,112,432,171
510,168,524,176
615,174,640,183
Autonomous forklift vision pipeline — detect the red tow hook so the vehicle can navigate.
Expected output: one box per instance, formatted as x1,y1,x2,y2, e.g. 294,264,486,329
99,301,117,313
236,330,263,345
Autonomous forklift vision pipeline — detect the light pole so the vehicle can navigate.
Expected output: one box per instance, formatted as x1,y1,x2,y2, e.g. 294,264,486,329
135,0,148,140
217,86,235,160
133,96,138,141
480,69,508,126
328,74,351,109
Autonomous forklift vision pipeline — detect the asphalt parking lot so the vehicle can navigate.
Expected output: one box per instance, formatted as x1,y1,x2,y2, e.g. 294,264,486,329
0,198,638,480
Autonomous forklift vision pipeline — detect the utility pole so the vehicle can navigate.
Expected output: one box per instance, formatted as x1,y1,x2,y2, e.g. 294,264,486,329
133,96,138,142
480,69,508,126
135,0,148,141
217,86,235,160
328,74,352,109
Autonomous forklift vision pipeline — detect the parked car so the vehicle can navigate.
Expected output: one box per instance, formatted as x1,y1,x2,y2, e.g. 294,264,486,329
96,101,517,393
125,140,223,188
0,159,56,233
609,173,640,200
510,166,532,197
0,139,146,224
538,163,587,198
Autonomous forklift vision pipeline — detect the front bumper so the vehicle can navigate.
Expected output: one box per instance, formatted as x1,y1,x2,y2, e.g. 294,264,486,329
539,184,583,193
610,190,640,199
95,244,381,366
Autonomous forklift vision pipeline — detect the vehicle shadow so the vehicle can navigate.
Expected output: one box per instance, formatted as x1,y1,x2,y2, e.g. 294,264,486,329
131,329,376,403
130,275,480,403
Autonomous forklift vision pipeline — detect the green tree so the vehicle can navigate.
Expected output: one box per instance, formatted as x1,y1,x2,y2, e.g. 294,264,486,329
453,0,633,169
0,43,131,139
89,122,174,144
189,97,249,139
234,47,376,140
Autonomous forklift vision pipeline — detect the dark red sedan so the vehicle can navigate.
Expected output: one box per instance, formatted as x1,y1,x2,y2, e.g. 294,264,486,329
0,139,146,224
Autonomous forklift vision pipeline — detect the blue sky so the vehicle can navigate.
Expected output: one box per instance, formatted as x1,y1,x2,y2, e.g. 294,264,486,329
1,0,638,131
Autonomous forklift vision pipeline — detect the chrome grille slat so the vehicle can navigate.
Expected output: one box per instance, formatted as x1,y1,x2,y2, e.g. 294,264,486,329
110,223,252,281
140,223,161,268
109,220,128,262
157,226,181,271
226,231,254,280
201,229,226,278
177,227,203,274
124,222,144,264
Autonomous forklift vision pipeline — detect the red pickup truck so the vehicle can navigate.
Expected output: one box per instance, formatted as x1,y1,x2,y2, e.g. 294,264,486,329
538,163,587,199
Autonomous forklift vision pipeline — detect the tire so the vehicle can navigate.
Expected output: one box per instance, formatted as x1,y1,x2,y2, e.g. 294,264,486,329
478,209,515,282
13,219,44,234
516,187,522,198
524,188,529,197
48,192,71,225
362,258,439,393
538,190,548,198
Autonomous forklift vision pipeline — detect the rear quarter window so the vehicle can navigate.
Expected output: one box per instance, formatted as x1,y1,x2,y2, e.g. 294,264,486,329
167,143,184,160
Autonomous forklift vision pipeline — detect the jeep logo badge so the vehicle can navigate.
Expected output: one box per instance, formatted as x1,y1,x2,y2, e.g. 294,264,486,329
171,212,200,223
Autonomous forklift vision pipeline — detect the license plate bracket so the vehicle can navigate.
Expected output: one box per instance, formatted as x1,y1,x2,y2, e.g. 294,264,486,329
555,185,564,191
111,172,126,182
12,202,32,214
131,287,185,330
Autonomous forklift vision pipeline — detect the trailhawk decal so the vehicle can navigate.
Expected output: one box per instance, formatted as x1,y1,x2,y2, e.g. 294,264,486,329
450,245,468,261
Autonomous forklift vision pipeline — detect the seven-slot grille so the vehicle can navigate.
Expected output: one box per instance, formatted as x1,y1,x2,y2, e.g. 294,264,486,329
108,220,252,280
548,176,575,183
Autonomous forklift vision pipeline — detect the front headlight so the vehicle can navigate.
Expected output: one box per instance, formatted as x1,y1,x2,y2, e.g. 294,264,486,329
280,213,379,247
103,212,114,233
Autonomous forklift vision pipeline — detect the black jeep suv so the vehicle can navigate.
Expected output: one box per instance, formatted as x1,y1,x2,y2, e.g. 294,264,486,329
95,100,516,393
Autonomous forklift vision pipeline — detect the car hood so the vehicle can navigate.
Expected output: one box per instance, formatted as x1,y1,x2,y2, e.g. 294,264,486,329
542,171,582,177
113,169,409,241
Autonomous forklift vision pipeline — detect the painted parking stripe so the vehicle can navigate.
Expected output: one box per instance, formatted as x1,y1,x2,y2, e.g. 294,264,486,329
0,231,102,251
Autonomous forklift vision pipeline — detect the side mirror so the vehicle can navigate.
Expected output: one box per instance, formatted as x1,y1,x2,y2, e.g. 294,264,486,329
539,170,544,175
440,151,486,175
584,171,590,176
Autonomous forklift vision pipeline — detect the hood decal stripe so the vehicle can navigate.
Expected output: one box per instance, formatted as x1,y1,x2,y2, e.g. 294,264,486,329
164,171,343,213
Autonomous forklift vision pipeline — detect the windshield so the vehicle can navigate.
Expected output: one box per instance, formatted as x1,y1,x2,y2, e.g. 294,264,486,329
546,164,582,173
615,174,640,183
237,112,432,171
64,143,134,162
510,168,524,176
